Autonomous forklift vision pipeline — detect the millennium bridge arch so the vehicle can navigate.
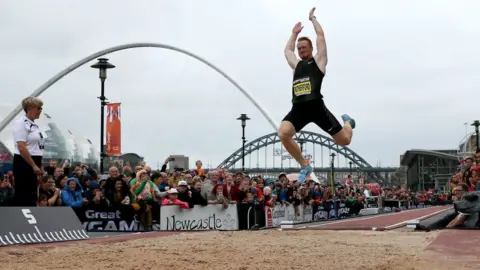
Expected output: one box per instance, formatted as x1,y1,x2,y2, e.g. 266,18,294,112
217,130,385,181
0,43,278,133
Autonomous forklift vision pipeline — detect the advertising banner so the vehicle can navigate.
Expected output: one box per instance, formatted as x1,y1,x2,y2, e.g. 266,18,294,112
264,204,313,228
366,196,379,208
0,207,88,246
159,204,239,231
312,201,351,221
74,205,160,232
106,103,121,156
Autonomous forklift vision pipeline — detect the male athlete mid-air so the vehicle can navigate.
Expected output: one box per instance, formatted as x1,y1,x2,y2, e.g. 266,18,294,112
278,7,356,183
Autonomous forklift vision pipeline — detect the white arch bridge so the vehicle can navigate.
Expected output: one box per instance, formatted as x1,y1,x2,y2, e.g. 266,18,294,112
219,131,396,182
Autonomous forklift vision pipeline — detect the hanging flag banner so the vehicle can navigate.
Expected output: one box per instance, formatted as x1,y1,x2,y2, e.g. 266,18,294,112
106,103,121,156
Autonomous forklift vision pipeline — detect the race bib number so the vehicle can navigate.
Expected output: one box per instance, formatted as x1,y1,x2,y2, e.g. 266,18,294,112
293,77,312,96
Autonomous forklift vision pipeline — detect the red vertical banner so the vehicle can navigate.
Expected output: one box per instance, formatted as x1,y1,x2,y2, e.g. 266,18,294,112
106,103,121,156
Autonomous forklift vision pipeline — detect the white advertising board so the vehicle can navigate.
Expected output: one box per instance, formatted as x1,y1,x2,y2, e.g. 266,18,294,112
160,204,239,231
265,204,313,228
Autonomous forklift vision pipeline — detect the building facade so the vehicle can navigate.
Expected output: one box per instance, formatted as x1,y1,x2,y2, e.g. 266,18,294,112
104,153,144,171
167,155,189,172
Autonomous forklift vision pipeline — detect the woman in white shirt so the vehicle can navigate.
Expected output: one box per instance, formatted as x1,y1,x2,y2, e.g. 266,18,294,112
12,97,45,206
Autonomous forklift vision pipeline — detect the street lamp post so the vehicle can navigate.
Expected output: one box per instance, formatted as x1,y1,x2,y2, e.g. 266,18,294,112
430,162,438,190
356,168,361,184
330,153,336,195
472,120,480,150
91,58,115,174
464,123,469,145
348,161,353,175
237,113,250,172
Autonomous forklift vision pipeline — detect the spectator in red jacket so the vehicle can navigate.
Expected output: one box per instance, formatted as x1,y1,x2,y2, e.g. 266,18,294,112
263,186,274,208
254,177,265,201
221,173,241,202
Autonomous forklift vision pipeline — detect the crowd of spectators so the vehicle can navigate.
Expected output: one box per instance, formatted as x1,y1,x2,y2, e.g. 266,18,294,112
450,151,480,193
447,150,480,228
322,175,451,215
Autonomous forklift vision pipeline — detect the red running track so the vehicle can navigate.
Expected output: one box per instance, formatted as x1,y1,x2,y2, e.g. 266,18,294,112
299,206,452,231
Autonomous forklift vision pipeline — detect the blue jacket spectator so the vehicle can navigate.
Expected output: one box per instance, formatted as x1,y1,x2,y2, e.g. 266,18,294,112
279,187,287,202
158,181,169,192
61,178,84,208
70,176,84,193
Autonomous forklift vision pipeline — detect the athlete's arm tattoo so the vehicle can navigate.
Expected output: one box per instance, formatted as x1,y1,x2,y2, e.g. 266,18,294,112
311,17,328,74
284,33,300,70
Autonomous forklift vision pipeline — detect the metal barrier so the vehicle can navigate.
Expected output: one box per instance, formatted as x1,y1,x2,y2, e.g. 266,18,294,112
245,203,266,230
246,206,255,229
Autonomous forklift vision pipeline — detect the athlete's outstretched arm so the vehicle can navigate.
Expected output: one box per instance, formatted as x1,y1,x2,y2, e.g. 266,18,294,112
309,8,328,74
285,22,303,70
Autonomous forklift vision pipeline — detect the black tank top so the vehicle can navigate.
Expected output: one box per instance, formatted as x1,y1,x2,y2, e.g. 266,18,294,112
291,58,324,104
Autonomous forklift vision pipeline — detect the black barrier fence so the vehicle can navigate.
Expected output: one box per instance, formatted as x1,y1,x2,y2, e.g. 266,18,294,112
0,207,88,246
237,203,265,230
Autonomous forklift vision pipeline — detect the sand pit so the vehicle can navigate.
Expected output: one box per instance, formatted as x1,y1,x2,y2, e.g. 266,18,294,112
0,230,475,270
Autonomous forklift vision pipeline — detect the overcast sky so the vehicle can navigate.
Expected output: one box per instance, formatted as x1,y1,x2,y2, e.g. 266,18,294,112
0,0,479,169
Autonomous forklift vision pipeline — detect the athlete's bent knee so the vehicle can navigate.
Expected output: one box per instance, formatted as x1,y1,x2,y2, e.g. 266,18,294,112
278,122,295,141
278,129,294,141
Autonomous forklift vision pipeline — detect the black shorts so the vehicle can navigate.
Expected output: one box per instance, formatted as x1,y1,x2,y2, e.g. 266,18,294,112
282,99,342,136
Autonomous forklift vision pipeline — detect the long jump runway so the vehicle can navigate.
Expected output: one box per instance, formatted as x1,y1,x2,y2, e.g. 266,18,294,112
290,205,452,231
